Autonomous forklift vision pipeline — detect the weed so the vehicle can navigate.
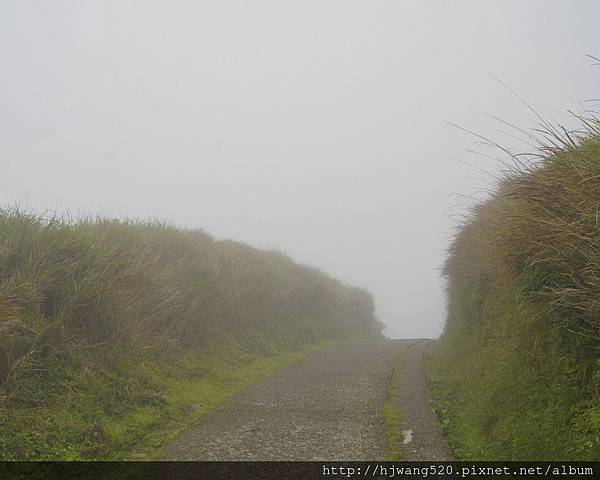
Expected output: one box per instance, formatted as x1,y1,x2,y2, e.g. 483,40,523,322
429,112,600,459
383,352,404,460
0,211,382,459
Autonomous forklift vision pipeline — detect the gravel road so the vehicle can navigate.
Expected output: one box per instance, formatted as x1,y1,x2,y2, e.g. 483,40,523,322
164,339,450,460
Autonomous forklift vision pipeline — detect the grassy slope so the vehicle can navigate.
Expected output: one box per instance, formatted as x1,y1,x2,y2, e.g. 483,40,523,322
0,211,382,459
428,119,600,460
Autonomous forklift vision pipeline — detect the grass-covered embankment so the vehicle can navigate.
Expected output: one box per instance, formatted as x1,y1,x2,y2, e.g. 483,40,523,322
0,210,382,459
428,115,600,459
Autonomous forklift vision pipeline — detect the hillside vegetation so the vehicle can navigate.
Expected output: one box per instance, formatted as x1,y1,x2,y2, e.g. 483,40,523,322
0,210,382,459
428,115,600,459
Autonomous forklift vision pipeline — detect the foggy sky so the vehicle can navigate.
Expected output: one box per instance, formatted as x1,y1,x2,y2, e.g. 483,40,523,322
1,1,599,338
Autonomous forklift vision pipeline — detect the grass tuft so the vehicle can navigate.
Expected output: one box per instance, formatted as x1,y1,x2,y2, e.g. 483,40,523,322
0,211,382,459
428,110,600,459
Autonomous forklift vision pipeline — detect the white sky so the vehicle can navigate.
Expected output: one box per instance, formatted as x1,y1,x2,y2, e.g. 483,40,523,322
1,1,599,338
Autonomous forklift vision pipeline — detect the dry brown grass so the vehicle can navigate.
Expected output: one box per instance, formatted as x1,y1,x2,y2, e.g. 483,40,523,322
435,110,600,459
0,211,382,407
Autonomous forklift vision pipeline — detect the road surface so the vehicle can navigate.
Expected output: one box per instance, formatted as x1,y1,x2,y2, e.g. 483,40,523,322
164,339,451,460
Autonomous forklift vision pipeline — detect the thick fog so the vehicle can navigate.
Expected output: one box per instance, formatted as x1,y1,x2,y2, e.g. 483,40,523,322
1,1,599,338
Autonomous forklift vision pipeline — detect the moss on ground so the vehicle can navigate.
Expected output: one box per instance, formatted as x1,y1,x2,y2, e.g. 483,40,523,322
383,352,404,460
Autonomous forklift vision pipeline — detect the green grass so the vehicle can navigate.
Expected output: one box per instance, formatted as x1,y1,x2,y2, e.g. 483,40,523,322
383,352,404,460
0,209,382,459
0,337,341,460
427,326,596,459
428,114,600,459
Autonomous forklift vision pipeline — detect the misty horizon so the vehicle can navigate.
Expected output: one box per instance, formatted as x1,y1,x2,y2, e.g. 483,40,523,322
2,0,599,339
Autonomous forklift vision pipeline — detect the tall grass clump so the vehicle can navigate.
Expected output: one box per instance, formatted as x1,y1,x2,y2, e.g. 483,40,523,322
428,112,600,459
0,211,382,458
